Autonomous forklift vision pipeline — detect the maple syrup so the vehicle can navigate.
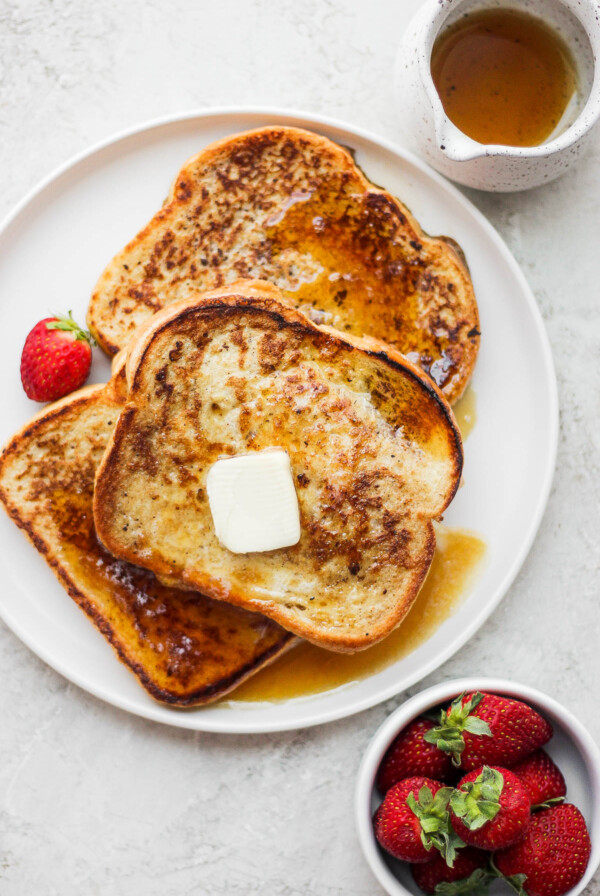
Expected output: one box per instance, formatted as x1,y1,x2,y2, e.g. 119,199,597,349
262,183,476,404
227,387,482,704
453,384,477,440
227,525,486,703
431,8,579,146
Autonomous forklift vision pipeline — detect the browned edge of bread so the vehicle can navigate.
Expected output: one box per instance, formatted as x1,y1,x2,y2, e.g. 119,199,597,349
0,371,296,706
87,125,479,404
93,282,464,652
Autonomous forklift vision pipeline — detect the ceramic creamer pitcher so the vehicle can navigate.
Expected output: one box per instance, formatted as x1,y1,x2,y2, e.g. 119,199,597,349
394,0,600,191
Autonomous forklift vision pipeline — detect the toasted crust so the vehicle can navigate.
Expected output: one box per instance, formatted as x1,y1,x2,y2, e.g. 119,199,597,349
87,126,479,404
0,368,294,706
93,282,463,651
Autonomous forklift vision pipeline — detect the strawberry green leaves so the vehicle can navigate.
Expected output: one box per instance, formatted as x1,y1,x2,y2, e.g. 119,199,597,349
433,867,497,896
406,785,466,866
449,767,503,830
46,311,95,345
425,692,492,766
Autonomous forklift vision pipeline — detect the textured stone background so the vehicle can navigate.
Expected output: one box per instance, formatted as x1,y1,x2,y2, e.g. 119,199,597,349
1,0,599,893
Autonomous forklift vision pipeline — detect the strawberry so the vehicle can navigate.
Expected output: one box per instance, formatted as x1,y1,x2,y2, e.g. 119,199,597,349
376,717,456,792
511,750,566,808
20,312,94,402
494,804,591,896
411,847,491,894
450,766,531,850
425,692,553,770
373,776,463,865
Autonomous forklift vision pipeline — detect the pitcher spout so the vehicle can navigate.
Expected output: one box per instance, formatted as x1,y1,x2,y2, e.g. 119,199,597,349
434,111,487,162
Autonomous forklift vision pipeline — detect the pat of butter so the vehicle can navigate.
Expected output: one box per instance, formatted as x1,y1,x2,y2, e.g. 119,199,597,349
206,450,301,554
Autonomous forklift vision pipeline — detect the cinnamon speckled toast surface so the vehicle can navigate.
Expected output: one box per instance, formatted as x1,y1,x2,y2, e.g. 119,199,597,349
87,126,479,404
93,281,464,652
0,362,294,706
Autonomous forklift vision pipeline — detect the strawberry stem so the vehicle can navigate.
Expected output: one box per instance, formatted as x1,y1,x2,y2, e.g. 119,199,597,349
424,692,492,767
449,766,503,830
489,855,528,896
46,312,96,346
406,785,466,867
433,867,496,896
532,795,565,811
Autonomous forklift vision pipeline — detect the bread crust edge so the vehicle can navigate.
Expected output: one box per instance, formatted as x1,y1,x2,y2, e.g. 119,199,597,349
93,284,463,652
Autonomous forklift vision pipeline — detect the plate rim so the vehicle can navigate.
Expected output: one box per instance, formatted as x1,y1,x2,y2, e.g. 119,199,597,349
0,106,559,733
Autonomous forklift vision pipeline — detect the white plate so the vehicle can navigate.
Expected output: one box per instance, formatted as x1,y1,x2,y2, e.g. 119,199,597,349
0,108,558,733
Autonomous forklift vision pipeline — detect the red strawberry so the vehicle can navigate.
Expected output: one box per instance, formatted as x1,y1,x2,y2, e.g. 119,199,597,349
376,717,456,792
494,804,591,896
412,847,490,894
450,766,531,850
425,691,553,770
373,776,462,865
20,313,94,402
511,750,566,808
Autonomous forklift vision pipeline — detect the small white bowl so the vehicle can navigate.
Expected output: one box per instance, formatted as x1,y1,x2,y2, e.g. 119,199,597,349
355,677,600,896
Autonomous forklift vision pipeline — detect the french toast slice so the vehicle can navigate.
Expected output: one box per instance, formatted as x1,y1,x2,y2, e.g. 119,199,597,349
0,362,294,706
93,281,464,652
87,125,479,404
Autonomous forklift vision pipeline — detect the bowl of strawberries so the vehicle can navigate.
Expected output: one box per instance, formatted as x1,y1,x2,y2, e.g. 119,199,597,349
355,678,600,896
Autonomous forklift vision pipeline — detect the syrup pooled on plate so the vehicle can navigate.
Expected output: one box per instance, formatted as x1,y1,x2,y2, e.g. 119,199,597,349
228,388,483,704
228,525,486,703
453,383,477,440
431,8,579,146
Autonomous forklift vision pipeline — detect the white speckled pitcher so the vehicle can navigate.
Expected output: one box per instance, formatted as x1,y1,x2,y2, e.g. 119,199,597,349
394,0,600,191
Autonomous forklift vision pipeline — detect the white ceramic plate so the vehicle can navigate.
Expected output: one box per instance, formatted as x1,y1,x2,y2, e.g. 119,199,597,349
0,109,558,733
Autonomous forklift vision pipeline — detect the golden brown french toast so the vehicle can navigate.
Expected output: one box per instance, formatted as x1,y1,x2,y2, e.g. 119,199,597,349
87,126,479,404
0,364,294,705
93,281,463,651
